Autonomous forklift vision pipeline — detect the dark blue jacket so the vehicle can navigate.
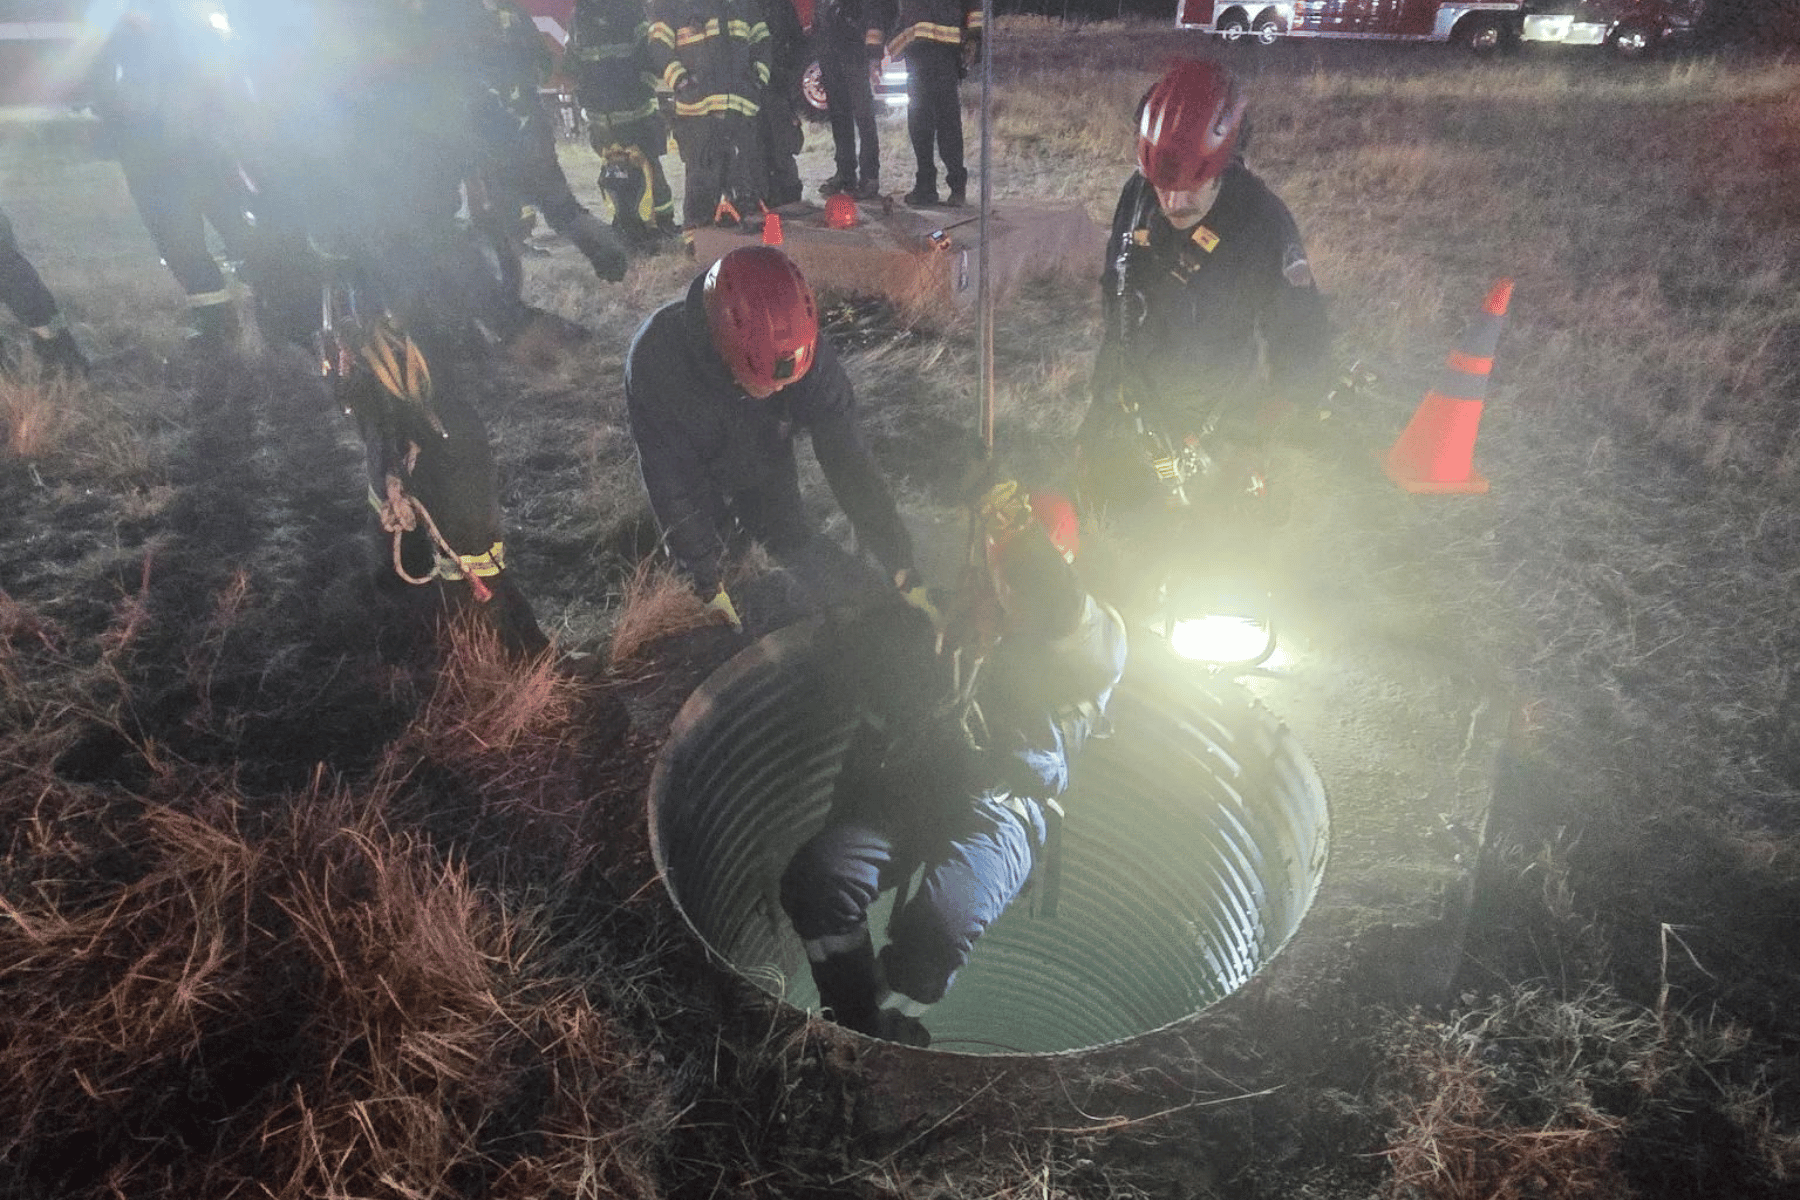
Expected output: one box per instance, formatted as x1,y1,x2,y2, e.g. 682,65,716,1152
624,273,916,594
1097,163,1330,431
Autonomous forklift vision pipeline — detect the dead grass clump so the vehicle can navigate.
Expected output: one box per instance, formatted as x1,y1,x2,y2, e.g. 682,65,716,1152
0,772,674,1199
412,609,579,765
1379,982,1788,1199
607,557,714,670
0,368,80,458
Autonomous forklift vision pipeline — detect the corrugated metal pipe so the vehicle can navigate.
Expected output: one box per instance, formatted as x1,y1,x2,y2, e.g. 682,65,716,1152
649,617,1330,1056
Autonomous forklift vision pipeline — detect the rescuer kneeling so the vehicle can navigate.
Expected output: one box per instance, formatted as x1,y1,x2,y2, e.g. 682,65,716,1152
624,245,929,630
779,488,1127,1046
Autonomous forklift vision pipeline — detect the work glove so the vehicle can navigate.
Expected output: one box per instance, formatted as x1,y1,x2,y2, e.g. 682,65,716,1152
706,586,743,633
865,36,885,60
673,73,702,102
895,568,943,632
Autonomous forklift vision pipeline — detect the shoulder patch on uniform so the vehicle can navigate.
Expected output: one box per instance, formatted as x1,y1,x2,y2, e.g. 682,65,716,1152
1282,242,1314,288
1190,225,1220,253
1131,228,1151,247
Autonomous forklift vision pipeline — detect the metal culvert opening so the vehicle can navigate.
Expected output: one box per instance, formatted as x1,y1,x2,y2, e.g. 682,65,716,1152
649,617,1330,1056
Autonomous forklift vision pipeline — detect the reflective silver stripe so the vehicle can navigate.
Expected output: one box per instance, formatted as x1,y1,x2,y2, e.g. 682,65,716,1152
879,990,929,1017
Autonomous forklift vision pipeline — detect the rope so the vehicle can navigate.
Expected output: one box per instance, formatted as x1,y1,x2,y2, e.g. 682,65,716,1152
374,444,494,603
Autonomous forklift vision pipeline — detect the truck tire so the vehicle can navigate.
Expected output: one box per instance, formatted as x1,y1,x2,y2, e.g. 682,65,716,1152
1253,14,1282,44
798,59,831,123
1609,22,1656,57
1460,15,1508,53
1216,10,1250,41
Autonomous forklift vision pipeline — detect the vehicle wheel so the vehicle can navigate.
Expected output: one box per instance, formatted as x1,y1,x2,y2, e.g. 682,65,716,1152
1609,22,1655,57
1461,16,1505,53
797,60,830,123
1217,11,1250,41
1253,15,1281,44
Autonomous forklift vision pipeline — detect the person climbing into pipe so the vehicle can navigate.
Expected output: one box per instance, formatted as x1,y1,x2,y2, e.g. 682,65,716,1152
779,483,1128,1047
623,244,931,631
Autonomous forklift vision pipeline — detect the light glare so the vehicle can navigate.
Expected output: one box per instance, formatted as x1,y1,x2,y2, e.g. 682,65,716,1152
1170,615,1272,665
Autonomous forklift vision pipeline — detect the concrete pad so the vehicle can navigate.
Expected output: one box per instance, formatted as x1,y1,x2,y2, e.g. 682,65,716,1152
691,197,1105,316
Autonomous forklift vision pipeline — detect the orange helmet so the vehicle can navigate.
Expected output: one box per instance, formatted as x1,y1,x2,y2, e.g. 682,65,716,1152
823,192,858,229
1136,59,1246,193
703,247,819,395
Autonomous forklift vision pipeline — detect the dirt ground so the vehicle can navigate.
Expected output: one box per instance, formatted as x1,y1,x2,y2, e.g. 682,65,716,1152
5,29,1800,1199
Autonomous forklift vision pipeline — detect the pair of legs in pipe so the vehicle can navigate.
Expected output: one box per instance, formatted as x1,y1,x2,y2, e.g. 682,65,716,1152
781,755,1046,1045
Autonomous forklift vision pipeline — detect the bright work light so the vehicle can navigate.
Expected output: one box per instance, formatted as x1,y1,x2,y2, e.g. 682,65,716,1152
1169,613,1274,666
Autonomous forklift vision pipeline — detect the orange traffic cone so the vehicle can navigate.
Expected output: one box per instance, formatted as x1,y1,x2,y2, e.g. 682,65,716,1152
761,210,784,246
1382,278,1512,495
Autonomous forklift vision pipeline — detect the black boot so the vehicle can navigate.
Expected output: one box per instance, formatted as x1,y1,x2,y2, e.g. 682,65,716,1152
186,299,239,356
806,934,882,1035
567,211,629,282
31,327,88,377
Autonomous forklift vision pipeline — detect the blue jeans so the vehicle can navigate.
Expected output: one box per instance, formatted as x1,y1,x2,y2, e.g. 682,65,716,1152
781,789,1044,1004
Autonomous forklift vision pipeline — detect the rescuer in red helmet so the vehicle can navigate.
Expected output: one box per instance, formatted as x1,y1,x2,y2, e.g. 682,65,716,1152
779,482,1127,1046
623,246,928,629
1081,58,1330,472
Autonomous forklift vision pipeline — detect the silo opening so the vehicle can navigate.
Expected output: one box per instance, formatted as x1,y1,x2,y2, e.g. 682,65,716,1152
649,615,1330,1056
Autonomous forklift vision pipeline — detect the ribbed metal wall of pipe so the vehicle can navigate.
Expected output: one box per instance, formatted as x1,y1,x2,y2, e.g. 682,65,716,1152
649,619,1330,1056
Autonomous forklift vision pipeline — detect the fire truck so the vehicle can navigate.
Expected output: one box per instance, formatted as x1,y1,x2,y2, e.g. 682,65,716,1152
1174,0,1527,51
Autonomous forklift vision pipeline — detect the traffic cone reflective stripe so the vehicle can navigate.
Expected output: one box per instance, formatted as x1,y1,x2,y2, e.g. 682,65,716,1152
1382,278,1511,495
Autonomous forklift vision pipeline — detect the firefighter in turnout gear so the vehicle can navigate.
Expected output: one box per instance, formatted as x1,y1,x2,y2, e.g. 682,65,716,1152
780,487,1128,1046
623,246,924,627
1082,58,1330,483
0,207,87,377
647,0,772,239
739,0,808,210
220,0,549,656
887,0,981,207
85,1,257,355
568,0,678,250
816,0,895,200
472,0,629,280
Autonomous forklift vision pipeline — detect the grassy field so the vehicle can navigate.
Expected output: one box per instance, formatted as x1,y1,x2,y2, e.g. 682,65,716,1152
3,19,1800,1198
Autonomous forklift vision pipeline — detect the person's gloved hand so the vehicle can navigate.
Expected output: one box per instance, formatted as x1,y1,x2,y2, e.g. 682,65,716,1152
673,72,702,103
706,586,742,632
865,37,885,61
895,568,942,631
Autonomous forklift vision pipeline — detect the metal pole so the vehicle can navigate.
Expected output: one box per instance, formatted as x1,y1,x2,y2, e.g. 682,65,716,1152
977,0,996,458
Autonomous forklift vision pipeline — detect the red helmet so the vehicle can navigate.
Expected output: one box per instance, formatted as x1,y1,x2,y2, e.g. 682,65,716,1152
1136,59,1247,192
1026,490,1080,564
703,247,819,395
985,485,1081,568
823,192,858,230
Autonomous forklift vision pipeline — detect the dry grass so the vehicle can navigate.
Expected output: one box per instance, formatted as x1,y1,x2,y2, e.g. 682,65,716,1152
0,770,673,1200
412,610,578,764
1380,982,1771,1200
0,370,77,458
607,557,715,670
2,20,1800,1200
